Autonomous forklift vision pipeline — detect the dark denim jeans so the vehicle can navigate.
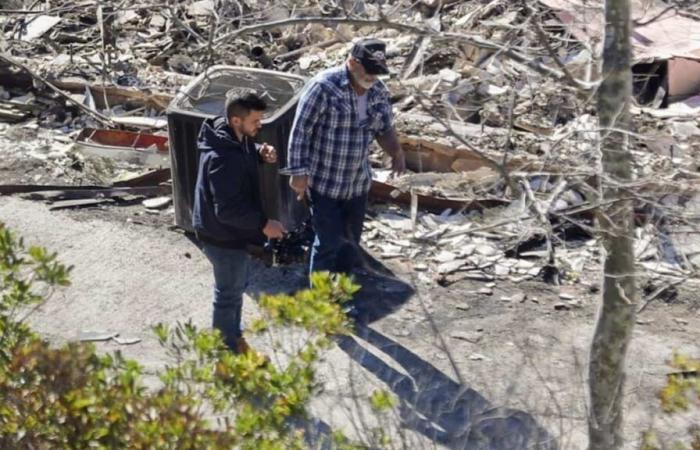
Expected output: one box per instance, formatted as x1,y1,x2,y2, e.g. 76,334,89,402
200,242,249,349
308,189,368,279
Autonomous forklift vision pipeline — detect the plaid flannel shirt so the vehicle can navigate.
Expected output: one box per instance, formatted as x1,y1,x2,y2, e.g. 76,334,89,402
285,65,393,199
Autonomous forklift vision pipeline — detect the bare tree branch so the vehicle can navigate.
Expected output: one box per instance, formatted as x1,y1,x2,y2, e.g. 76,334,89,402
207,15,595,90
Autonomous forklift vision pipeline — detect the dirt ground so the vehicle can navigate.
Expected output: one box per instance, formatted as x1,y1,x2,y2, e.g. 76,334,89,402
1,194,698,449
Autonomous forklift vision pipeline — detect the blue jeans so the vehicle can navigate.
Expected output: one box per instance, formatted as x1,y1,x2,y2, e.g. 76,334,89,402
309,189,368,278
200,242,249,349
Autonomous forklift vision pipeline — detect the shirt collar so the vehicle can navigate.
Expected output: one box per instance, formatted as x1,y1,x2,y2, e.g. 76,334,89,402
340,65,351,88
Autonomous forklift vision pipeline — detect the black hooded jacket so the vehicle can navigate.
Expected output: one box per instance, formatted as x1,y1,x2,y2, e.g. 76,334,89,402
192,116,266,248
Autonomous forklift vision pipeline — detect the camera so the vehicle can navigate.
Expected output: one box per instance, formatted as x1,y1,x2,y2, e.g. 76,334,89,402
262,219,314,267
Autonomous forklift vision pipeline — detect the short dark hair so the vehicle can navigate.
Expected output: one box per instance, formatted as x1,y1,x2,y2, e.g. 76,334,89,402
225,90,267,121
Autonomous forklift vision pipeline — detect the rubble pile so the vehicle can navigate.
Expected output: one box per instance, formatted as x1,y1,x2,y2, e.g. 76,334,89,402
1,0,700,290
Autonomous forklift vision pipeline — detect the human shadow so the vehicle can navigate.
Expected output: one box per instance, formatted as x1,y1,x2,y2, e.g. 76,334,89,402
345,247,415,324
244,241,415,325
186,221,415,324
336,325,558,450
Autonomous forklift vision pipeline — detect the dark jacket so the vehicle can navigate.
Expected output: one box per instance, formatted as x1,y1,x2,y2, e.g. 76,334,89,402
192,116,266,248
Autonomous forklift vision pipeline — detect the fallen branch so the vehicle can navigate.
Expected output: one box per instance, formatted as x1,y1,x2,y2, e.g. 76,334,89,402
401,12,440,81
528,5,584,91
522,178,560,284
637,278,687,314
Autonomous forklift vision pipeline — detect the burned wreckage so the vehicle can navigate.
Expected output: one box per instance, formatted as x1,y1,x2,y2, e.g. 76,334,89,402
1,0,699,285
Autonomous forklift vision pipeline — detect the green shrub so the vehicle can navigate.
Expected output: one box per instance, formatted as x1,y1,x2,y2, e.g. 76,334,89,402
641,353,700,450
0,223,377,449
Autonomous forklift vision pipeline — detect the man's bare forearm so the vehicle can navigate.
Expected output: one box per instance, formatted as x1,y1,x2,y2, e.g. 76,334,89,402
376,128,401,157
376,128,406,174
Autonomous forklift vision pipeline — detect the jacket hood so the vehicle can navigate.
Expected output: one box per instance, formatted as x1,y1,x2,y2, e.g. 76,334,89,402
197,116,242,154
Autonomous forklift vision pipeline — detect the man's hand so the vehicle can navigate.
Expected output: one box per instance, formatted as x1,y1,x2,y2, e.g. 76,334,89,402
263,219,286,239
376,129,405,177
259,143,277,164
289,175,308,201
391,149,406,177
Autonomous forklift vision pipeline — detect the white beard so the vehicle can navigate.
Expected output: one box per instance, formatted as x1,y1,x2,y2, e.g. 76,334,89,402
357,78,375,90
350,69,376,90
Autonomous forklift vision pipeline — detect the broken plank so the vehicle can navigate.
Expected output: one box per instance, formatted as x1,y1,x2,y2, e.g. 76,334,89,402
53,79,173,111
49,198,116,210
112,168,171,187
21,186,171,201
0,184,107,195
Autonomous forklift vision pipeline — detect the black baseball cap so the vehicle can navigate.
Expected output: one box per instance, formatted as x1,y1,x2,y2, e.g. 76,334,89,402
351,38,389,75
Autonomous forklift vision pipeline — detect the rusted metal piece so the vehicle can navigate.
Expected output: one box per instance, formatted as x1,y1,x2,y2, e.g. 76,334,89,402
399,136,532,173
75,128,169,152
74,128,169,167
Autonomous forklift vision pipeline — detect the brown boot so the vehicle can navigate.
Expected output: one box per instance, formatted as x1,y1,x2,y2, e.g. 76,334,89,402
233,337,270,364
233,336,253,355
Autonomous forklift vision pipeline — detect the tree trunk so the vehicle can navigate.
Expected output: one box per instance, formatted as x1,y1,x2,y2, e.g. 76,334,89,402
588,0,637,449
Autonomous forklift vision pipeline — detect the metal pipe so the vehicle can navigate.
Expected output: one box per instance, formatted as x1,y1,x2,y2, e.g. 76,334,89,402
250,46,273,68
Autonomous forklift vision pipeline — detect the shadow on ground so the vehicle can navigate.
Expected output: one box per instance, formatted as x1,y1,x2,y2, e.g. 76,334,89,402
347,248,416,324
335,325,558,450
189,235,554,448
244,241,416,325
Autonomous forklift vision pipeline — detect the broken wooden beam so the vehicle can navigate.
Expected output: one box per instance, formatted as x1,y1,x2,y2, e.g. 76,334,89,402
0,184,107,195
112,168,171,187
53,79,173,111
49,198,116,210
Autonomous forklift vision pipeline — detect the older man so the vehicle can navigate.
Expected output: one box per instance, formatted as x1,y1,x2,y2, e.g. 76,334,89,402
286,38,406,280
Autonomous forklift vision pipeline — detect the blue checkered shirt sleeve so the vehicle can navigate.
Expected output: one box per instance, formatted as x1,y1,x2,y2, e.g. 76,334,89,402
286,81,327,176
377,89,393,136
